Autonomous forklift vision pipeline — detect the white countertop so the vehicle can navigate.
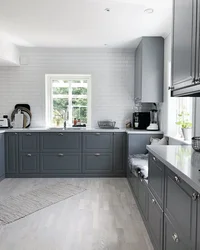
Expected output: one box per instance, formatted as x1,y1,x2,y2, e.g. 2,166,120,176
1,128,163,134
147,145,200,193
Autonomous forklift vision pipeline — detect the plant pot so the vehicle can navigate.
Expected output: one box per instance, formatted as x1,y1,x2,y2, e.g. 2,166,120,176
182,128,192,141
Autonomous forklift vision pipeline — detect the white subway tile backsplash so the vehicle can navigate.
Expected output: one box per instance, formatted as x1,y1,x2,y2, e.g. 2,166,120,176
0,49,135,128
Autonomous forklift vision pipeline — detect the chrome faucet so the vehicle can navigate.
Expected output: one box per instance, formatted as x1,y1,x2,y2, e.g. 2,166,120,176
64,120,67,129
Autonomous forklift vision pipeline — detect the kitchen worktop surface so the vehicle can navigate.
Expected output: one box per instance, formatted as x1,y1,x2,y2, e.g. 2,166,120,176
147,145,200,193
0,128,163,134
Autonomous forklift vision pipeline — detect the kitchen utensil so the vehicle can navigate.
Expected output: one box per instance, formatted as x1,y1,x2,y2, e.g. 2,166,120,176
192,137,200,152
0,118,9,128
11,107,32,128
14,109,24,128
147,104,159,131
98,120,116,129
15,104,30,111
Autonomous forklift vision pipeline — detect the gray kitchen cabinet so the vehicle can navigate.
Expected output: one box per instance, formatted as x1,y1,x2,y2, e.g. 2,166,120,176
5,132,18,174
19,153,39,174
83,132,113,153
40,153,81,174
138,178,148,221
148,190,163,250
83,153,112,174
197,199,200,250
19,132,39,152
0,134,5,179
113,132,125,174
165,168,197,249
40,132,81,152
134,37,164,103
148,153,165,208
163,214,191,250
171,0,200,97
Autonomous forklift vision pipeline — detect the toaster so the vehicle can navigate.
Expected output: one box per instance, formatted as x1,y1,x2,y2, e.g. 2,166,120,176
0,118,9,128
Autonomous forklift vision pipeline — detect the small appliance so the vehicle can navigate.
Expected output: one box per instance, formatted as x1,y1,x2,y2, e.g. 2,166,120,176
147,105,159,131
0,116,10,128
133,112,150,130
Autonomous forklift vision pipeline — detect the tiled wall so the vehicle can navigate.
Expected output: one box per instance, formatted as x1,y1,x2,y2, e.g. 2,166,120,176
0,48,135,128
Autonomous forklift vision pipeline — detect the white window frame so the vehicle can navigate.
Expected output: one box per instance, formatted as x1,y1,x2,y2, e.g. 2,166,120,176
45,74,91,127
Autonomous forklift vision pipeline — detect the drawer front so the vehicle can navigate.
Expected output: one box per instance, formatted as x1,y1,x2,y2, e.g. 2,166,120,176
83,133,113,152
138,178,148,221
83,153,112,174
148,191,163,250
113,133,125,173
5,133,18,174
40,133,81,152
164,214,192,250
19,153,39,173
40,153,81,174
165,168,197,247
19,133,39,152
148,153,164,207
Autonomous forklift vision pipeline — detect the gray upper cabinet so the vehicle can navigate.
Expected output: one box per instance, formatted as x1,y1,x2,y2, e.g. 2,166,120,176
113,133,125,174
171,0,200,97
40,132,81,152
5,132,19,174
0,134,5,178
134,37,164,103
165,168,197,249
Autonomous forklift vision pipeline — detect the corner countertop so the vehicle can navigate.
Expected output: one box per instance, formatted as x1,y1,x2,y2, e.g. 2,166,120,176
0,128,163,134
147,145,200,193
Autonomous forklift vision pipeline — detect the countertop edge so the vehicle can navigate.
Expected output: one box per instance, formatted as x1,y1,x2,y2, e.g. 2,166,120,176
147,145,200,193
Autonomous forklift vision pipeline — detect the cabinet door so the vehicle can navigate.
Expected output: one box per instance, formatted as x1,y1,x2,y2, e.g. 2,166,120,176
40,153,81,174
5,133,18,174
113,133,125,174
40,133,81,152
165,168,197,249
138,178,148,221
83,133,113,153
197,199,200,250
134,41,142,101
0,134,5,178
172,0,197,89
19,133,39,152
164,214,192,250
148,154,164,208
83,153,112,174
148,191,163,250
19,153,39,173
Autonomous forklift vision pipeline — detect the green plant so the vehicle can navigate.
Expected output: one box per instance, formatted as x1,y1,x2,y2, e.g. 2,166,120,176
176,111,192,129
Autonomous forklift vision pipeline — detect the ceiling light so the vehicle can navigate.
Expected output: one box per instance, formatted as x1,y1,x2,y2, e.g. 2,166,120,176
144,8,154,14
105,8,110,12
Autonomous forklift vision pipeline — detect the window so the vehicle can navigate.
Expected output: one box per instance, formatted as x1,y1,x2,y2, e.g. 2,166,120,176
45,75,91,127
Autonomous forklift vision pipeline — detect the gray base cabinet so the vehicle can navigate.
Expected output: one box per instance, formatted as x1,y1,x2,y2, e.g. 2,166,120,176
19,153,40,174
0,134,5,178
138,178,148,221
5,133,18,174
113,133,125,174
197,200,200,250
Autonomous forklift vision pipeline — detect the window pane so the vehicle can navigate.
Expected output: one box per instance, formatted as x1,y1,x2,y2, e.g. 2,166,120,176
71,80,81,83
53,87,69,95
72,98,87,106
72,87,87,95
72,107,87,123
53,98,68,127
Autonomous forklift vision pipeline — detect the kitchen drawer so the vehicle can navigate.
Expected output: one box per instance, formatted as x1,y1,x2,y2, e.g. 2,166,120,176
19,153,39,174
83,133,113,153
163,214,192,250
19,132,39,152
83,153,112,174
40,153,81,174
165,168,197,248
40,132,81,152
138,178,148,221
148,153,165,208
148,191,163,250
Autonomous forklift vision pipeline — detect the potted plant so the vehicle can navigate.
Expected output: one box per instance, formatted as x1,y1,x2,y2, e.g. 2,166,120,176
176,111,192,140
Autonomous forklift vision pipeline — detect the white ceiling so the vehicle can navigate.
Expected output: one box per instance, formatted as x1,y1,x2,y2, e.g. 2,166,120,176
0,0,172,48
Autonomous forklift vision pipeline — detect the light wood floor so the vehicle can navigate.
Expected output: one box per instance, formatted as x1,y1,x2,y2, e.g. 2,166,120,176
0,178,153,250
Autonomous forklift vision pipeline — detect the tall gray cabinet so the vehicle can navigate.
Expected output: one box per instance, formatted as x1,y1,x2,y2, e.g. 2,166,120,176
134,37,164,103
0,133,5,179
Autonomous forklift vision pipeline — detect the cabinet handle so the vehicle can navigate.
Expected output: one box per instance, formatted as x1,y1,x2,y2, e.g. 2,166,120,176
168,86,174,90
152,156,156,161
14,133,18,135
95,153,100,156
95,133,100,135
27,154,32,157
58,153,64,157
151,199,156,204
174,176,180,183
58,133,63,136
172,233,179,243
26,133,31,136
192,192,199,201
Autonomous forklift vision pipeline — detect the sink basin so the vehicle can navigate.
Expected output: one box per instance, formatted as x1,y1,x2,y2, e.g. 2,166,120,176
48,127,85,131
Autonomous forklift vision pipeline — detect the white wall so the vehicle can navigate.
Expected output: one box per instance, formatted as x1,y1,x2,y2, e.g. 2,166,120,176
0,48,135,128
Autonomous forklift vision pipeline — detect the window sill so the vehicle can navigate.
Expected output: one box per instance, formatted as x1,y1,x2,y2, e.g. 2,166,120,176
165,135,192,145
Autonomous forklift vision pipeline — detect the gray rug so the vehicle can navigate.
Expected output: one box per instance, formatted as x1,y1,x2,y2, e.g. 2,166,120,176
0,181,86,227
